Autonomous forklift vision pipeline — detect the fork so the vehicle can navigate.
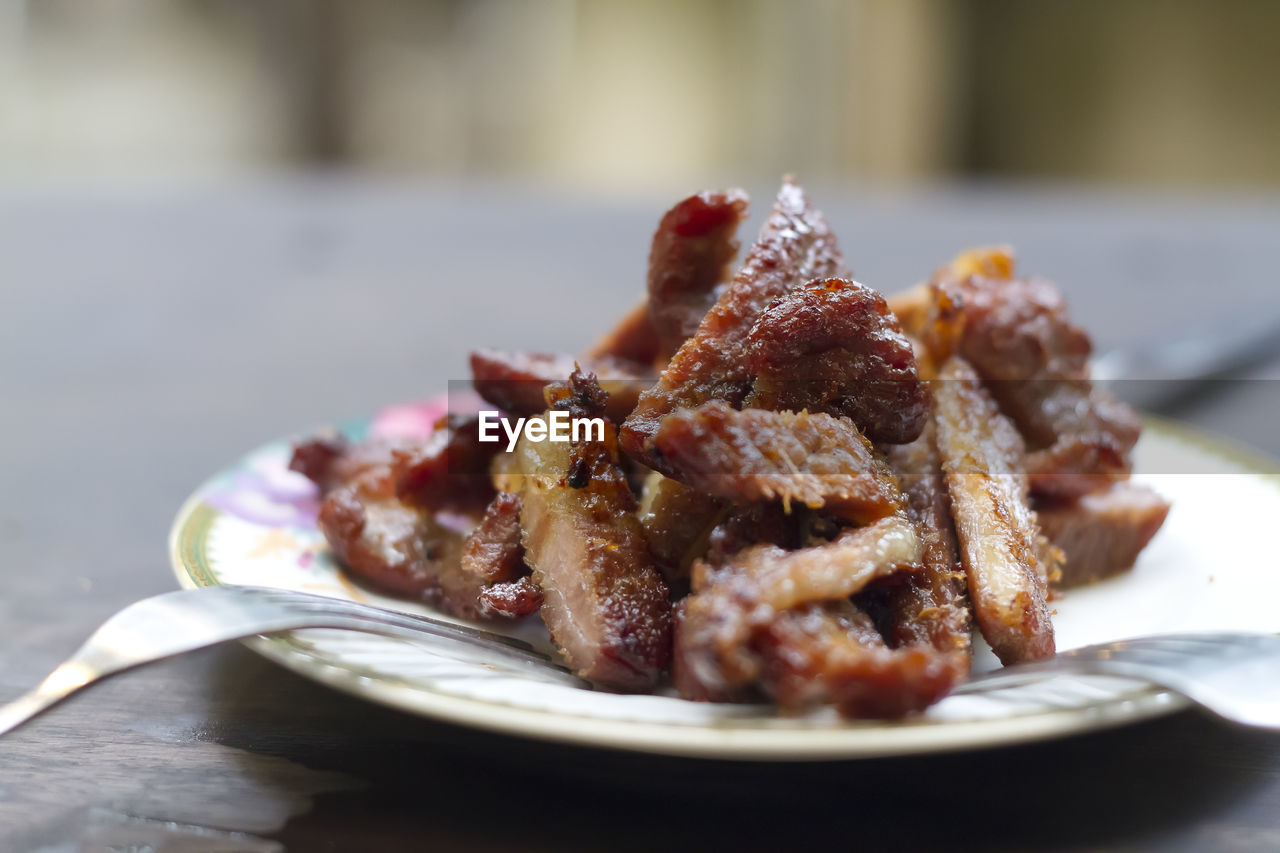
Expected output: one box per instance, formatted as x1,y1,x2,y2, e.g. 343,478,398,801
0,585,587,738
953,632,1280,728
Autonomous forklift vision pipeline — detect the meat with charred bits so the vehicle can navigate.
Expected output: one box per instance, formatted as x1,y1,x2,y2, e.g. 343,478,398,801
510,369,672,690
647,189,751,361
677,516,920,697
745,277,928,444
294,178,1172,722
470,349,651,424
291,436,488,617
934,356,1056,664
395,415,498,515
880,417,972,656
924,247,1140,498
651,401,905,524
622,177,847,466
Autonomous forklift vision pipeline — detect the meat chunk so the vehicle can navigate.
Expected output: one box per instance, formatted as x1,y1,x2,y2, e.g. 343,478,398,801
678,516,921,693
702,503,798,568
395,415,498,515
470,349,651,424
511,371,672,690
288,433,350,492
934,356,1055,664
753,601,967,718
647,189,751,360
881,417,972,656
291,437,487,617
1037,483,1170,587
651,401,904,524
478,576,544,619
745,277,929,444
460,491,525,583
637,473,726,586
622,178,847,462
924,248,1140,498
583,302,662,366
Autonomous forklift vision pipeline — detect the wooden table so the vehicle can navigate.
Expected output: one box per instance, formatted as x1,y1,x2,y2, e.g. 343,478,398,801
2,179,1279,851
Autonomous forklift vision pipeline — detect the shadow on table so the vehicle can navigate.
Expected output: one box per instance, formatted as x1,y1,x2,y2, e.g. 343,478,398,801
202,644,1279,853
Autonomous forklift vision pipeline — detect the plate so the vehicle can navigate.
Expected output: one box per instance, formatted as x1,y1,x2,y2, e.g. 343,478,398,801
169,405,1280,760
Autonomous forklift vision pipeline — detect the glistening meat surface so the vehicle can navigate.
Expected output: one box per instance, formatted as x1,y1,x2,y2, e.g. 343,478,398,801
934,356,1055,664
290,436,487,618
651,401,904,523
744,277,928,444
622,178,847,463
647,189,751,361
509,371,672,690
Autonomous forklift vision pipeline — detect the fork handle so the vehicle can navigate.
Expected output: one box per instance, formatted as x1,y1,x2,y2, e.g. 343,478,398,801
0,663,96,738
0,596,574,739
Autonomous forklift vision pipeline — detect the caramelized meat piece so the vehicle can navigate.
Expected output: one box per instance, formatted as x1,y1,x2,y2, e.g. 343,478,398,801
395,415,498,515
647,189,750,360
925,248,1139,498
293,438,487,617
478,576,544,619
511,371,671,690
745,278,928,444
289,433,349,492
583,302,661,366
622,178,847,462
934,356,1054,664
678,516,920,692
460,492,524,583
754,601,966,718
637,473,726,586
881,418,972,656
701,503,798,568
470,349,651,424
291,435,420,495
651,401,904,524
1037,483,1170,587
1024,393,1142,499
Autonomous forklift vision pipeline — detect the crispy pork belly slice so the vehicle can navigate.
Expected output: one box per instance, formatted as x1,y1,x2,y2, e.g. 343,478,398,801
583,302,661,365
478,576,544,619
881,418,972,656
935,356,1055,664
292,438,487,618
744,278,929,444
678,516,920,693
647,189,751,361
511,371,671,689
622,178,847,463
469,349,651,424
1037,483,1170,587
637,473,726,586
754,601,967,719
924,248,1139,498
651,401,904,524
460,492,524,584
394,415,498,515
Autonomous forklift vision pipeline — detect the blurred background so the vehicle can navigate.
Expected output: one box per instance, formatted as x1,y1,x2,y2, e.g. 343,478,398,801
2,0,1278,192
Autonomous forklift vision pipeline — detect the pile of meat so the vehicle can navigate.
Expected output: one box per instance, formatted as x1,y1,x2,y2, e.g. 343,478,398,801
290,180,1170,718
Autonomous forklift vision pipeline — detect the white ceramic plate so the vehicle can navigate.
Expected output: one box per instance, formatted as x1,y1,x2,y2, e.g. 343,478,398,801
169,405,1280,760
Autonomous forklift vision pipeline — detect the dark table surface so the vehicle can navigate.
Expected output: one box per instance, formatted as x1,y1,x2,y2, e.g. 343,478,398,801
2,177,1280,852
